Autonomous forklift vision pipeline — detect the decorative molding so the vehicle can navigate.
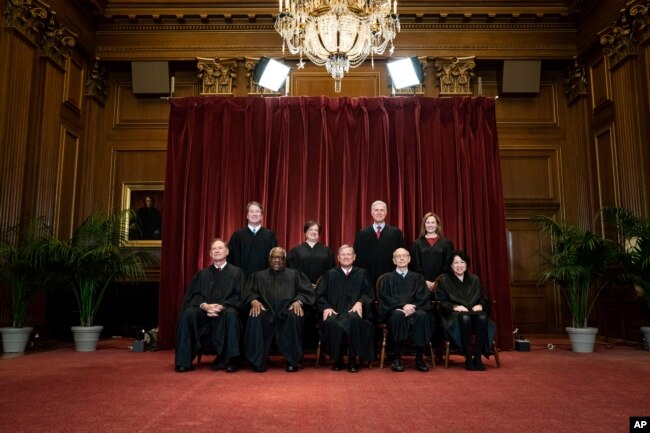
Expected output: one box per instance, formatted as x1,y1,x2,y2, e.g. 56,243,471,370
85,58,109,105
196,57,238,95
433,56,476,96
599,0,649,70
564,58,589,105
3,0,48,44
244,58,282,96
3,0,77,68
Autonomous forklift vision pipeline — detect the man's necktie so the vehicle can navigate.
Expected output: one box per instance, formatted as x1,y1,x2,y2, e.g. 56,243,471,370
376,226,381,239
216,266,221,272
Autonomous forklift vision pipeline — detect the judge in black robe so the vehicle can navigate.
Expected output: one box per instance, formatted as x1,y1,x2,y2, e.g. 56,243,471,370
175,239,244,372
353,201,404,285
287,242,335,285
437,251,496,371
243,247,315,372
377,248,433,372
227,201,277,278
410,212,455,290
315,245,375,371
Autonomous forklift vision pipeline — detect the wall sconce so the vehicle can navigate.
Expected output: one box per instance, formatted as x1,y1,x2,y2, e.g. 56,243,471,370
253,57,291,92
387,57,424,90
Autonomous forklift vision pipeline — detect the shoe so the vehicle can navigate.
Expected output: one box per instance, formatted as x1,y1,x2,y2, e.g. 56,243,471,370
391,358,404,372
175,365,193,373
474,355,486,371
286,363,298,372
465,356,475,371
415,358,430,372
348,361,359,373
225,363,239,373
332,360,344,371
252,366,266,373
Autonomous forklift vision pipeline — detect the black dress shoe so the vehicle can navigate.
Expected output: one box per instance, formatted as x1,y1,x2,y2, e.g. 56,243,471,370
252,366,267,373
415,358,430,372
286,363,298,372
465,356,475,371
391,358,404,372
332,360,344,371
175,365,193,373
474,355,486,371
348,362,359,373
225,363,239,373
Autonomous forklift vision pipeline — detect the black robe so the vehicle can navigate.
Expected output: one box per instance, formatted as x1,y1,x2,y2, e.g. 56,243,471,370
174,263,245,369
409,236,454,282
315,267,375,362
377,270,433,349
243,267,315,369
436,272,496,356
227,226,277,278
287,242,335,285
353,224,404,285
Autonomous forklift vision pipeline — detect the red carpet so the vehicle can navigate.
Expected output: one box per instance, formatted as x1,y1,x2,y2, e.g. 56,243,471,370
1,338,648,433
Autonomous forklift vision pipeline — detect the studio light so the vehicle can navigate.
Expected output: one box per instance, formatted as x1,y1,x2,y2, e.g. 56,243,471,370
386,57,424,90
253,57,291,92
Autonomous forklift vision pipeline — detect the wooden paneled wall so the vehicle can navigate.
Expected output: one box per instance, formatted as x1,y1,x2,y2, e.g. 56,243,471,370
1,0,649,337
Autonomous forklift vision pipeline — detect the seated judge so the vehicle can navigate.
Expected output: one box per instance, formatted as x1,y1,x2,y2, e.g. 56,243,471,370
243,247,315,372
174,238,245,373
315,245,375,372
377,248,433,372
436,251,494,371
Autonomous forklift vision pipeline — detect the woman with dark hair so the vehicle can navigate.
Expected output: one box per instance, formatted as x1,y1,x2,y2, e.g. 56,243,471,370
410,212,454,292
287,220,335,286
436,251,494,371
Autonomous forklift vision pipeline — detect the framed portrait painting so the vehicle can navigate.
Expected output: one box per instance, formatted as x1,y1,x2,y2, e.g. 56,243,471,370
121,181,164,247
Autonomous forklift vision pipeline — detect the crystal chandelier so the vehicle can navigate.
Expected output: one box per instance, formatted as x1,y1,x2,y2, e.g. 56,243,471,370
275,0,400,92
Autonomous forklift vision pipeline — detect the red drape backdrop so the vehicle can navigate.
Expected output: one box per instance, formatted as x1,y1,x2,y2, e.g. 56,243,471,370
159,95,512,349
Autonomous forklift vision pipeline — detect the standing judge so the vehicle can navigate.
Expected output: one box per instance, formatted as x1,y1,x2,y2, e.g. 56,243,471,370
175,239,245,373
353,200,405,285
228,201,277,278
287,220,335,286
315,245,375,372
243,247,314,372
377,248,433,372
410,212,455,292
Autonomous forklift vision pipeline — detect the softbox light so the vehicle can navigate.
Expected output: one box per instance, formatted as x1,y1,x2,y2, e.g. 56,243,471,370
253,57,291,92
387,57,424,89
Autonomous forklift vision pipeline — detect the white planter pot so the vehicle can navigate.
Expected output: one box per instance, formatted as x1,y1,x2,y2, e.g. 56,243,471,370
641,326,650,351
0,326,33,353
71,325,103,352
565,326,598,353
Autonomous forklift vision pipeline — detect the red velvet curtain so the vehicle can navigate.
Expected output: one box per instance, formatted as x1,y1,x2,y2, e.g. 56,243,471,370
159,96,512,349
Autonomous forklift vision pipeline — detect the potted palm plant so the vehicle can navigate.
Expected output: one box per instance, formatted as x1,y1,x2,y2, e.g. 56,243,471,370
600,207,650,350
0,217,54,353
49,210,158,351
534,215,614,352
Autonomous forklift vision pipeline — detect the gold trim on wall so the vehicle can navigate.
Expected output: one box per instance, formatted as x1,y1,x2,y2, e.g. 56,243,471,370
121,181,164,247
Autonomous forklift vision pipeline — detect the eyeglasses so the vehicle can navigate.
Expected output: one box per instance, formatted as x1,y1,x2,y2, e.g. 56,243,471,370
393,254,410,259
270,255,285,260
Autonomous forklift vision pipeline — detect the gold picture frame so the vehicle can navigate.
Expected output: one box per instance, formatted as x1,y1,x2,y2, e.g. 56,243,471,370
121,181,164,247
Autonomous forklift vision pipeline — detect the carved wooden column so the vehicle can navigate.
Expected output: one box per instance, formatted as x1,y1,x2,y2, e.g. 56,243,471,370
196,57,238,95
22,8,76,236
433,56,477,96
0,0,48,229
599,0,650,215
562,59,596,224
76,59,108,225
